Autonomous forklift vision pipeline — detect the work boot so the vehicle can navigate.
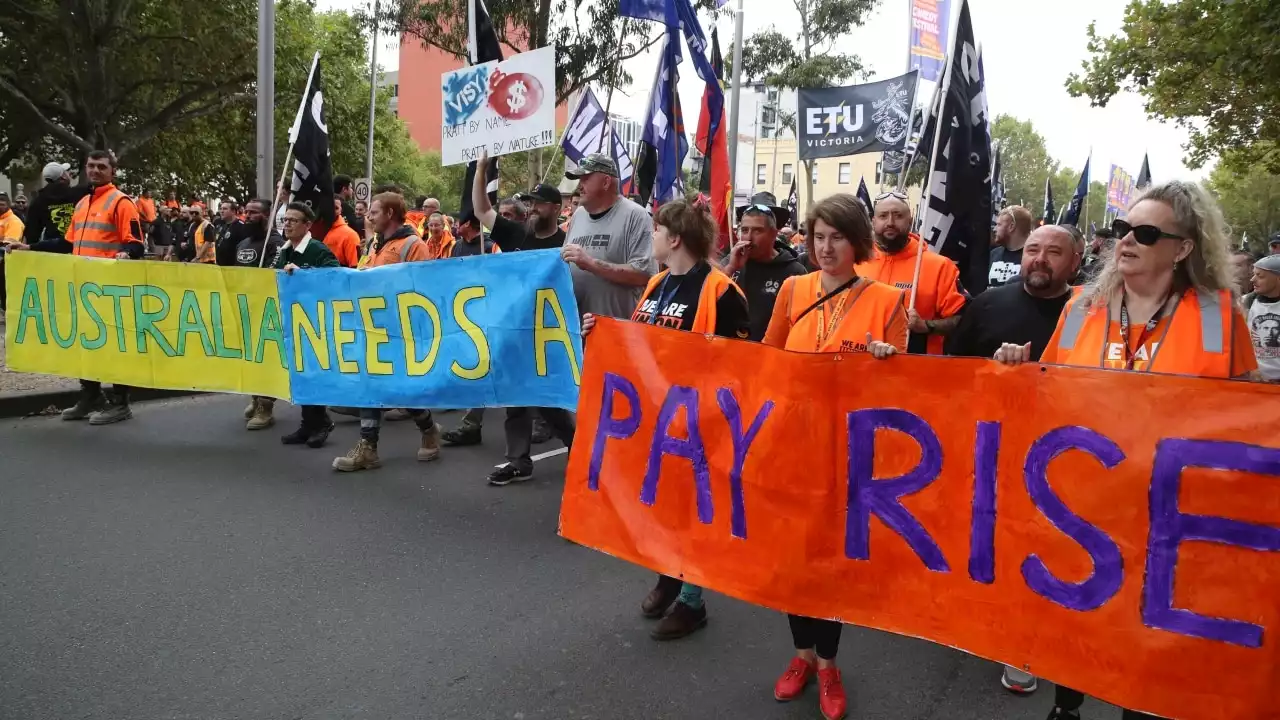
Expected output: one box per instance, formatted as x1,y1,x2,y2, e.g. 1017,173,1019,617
243,397,258,419
385,408,412,421
441,424,482,446
306,422,335,448
333,438,381,472
281,425,310,445
89,402,133,425
650,601,707,641
61,389,104,421
246,398,275,430
417,423,443,462
641,575,683,618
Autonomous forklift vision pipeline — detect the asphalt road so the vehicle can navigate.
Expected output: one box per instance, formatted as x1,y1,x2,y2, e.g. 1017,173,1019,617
0,395,1128,720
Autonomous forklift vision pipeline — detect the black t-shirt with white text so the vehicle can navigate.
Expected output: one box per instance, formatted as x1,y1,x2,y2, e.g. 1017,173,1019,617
630,262,750,339
945,282,1070,360
489,215,566,252
988,245,1023,288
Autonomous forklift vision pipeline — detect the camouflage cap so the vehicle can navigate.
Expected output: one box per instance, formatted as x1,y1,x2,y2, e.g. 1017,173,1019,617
566,153,619,180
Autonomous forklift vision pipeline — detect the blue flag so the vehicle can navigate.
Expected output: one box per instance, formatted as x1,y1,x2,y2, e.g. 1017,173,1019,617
856,177,872,215
634,28,688,206
561,88,634,188
1062,155,1090,227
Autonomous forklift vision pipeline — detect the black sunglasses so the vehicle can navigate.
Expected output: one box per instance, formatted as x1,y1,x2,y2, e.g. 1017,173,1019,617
1112,219,1186,246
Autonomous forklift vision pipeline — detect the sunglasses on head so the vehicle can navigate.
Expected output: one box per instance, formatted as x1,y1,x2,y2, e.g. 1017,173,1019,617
874,191,909,203
1111,219,1186,246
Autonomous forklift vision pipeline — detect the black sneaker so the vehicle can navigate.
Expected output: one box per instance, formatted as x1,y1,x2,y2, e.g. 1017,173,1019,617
281,426,310,445
487,465,532,486
441,424,482,446
306,422,335,448
1046,708,1081,720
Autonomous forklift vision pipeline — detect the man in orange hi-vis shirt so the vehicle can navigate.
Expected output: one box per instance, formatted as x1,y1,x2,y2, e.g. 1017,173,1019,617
322,197,360,268
855,192,967,354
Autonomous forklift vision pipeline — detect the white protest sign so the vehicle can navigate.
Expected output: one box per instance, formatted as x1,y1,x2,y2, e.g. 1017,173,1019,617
440,45,556,167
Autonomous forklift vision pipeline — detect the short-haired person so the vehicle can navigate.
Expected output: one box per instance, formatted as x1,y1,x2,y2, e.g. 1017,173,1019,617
1230,249,1256,297
1245,254,1280,382
1000,182,1257,720
448,215,500,256
332,191,444,472
237,198,287,429
214,200,249,266
21,161,89,251
1079,225,1115,284
1269,232,1280,256
989,205,1033,287
761,193,905,720
323,196,360,268
441,153,568,448
856,192,966,353
423,212,456,259
275,202,341,448
724,191,808,341
581,199,748,640
332,174,364,236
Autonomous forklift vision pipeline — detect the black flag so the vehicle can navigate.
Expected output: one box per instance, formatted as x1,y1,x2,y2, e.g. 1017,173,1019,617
918,0,990,295
1136,153,1151,190
290,54,335,231
786,178,799,231
460,0,501,221
1041,176,1055,226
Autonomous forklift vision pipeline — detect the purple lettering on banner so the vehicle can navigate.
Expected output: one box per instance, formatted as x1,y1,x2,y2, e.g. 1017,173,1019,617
1144,438,1280,648
588,372,642,491
846,409,951,572
1022,426,1125,611
640,385,714,525
969,421,1000,584
716,387,775,540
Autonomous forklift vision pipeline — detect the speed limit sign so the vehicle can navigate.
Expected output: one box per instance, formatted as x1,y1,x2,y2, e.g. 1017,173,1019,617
353,177,371,204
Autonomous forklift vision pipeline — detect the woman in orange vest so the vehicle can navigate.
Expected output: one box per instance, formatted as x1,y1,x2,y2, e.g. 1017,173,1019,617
761,193,907,720
997,180,1256,720
581,199,749,641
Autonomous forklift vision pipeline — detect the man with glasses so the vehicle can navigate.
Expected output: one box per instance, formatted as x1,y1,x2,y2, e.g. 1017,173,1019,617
274,202,341,448
724,191,808,341
857,192,967,354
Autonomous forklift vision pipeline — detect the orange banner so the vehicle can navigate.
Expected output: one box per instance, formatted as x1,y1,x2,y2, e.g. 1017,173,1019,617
559,318,1280,720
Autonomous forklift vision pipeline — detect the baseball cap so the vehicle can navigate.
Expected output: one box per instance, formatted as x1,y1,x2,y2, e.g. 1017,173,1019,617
519,183,563,205
1269,232,1280,247
1255,254,1280,273
42,162,71,182
565,153,619,179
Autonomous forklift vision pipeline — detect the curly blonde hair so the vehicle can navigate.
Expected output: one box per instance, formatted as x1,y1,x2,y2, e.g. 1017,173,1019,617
1080,180,1234,308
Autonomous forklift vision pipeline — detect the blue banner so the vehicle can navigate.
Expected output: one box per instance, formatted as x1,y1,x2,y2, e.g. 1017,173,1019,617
278,249,583,410
909,0,951,83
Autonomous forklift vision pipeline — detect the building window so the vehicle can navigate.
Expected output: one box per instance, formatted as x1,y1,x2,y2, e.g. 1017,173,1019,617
756,164,767,185
781,164,793,185
838,163,851,184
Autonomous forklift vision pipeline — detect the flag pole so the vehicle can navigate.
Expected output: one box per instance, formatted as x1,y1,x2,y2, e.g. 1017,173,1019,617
542,89,587,184
364,0,380,190
727,0,745,206
260,51,321,268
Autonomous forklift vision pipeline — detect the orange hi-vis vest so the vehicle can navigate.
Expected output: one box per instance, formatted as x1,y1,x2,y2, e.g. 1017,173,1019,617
773,272,908,354
1051,288,1236,378
637,266,741,334
193,220,216,263
70,183,142,258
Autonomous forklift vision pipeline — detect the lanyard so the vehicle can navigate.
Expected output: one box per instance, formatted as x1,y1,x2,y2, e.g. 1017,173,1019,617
647,274,682,325
1118,290,1174,370
815,280,857,349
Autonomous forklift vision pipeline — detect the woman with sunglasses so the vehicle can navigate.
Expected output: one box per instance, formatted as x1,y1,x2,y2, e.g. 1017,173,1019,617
760,194,906,720
581,199,750,641
996,181,1256,720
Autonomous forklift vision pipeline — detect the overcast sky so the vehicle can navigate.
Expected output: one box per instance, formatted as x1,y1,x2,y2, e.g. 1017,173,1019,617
333,0,1204,183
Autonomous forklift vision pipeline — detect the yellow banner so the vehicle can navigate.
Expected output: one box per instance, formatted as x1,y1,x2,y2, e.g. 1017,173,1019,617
4,253,290,398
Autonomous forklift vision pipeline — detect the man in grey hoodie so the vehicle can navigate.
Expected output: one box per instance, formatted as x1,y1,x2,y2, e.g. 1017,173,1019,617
724,192,809,341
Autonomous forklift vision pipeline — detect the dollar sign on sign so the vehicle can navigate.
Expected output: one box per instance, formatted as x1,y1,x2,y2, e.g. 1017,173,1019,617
507,80,528,114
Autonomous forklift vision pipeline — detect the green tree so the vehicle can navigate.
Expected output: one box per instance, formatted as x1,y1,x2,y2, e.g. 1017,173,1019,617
1206,153,1280,253
1066,0,1280,173
989,114,1059,211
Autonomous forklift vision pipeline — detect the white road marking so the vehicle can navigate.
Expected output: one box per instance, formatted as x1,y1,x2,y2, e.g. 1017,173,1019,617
493,446,568,468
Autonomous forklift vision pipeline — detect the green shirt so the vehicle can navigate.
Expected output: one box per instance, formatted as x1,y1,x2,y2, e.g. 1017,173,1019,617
273,234,340,269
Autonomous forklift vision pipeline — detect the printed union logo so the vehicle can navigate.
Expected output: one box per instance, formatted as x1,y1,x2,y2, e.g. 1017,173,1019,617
488,70,544,121
442,67,491,126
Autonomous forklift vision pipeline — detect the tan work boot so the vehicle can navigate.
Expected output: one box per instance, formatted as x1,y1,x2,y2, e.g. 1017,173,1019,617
418,423,443,462
333,438,381,472
243,397,258,419
246,398,275,430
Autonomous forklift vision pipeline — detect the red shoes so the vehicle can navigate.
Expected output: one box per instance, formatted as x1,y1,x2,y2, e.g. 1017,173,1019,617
818,666,848,720
774,656,816,700
774,657,847,720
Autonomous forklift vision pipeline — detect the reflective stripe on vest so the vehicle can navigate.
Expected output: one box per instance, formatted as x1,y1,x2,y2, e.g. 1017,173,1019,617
1057,291,1226,355
399,235,421,262
74,239,124,252
72,221,118,233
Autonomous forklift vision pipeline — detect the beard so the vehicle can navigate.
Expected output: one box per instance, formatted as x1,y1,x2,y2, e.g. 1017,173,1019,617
875,229,910,253
1023,266,1053,291
527,211,556,236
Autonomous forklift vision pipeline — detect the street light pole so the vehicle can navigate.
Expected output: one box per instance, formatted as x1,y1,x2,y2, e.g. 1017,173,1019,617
365,0,380,187
726,0,745,205
256,0,275,200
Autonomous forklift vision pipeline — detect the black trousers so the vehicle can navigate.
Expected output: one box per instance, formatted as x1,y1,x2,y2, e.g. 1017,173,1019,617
299,405,331,430
788,614,842,660
81,380,130,404
1055,686,1162,719
503,407,575,473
